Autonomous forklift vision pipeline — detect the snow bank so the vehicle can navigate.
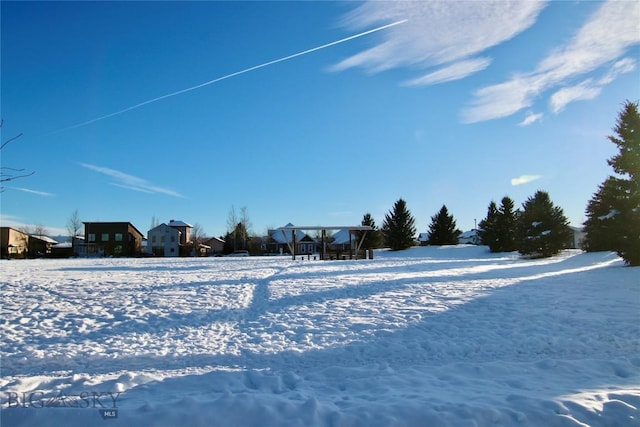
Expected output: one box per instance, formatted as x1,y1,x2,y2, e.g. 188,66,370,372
1,247,638,426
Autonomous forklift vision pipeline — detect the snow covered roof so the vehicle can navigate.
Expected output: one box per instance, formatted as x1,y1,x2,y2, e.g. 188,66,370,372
459,229,477,238
269,224,309,243
205,236,225,244
150,223,178,232
168,220,192,227
30,235,58,244
331,229,356,244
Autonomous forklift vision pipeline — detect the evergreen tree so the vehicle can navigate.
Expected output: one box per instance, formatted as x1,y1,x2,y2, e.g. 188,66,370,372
584,100,640,265
583,177,629,252
478,201,499,251
495,196,518,252
427,205,462,245
381,199,416,251
358,213,382,249
223,222,249,254
516,191,572,258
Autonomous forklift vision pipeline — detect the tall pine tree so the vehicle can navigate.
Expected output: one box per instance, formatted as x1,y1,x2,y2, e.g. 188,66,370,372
478,201,499,250
382,199,416,251
495,196,518,252
584,100,640,265
517,191,571,258
427,205,462,245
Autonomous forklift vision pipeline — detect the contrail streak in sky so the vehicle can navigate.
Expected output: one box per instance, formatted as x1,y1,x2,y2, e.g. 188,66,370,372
53,19,408,134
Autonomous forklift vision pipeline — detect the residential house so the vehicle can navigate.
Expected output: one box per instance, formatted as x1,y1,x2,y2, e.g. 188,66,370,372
147,223,181,257
329,229,356,252
28,234,58,257
83,222,144,257
418,233,430,246
326,229,362,259
458,229,479,245
51,237,86,258
0,227,60,258
0,227,29,258
203,236,225,256
266,223,317,255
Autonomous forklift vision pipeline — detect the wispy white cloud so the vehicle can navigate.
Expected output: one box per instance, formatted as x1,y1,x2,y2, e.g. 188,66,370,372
519,112,544,126
332,1,544,80
549,80,602,114
518,111,544,126
335,1,639,123
403,58,492,86
12,187,56,197
511,175,542,186
550,57,636,114
599,57,636,85
463,1,640,123
80,163,184,198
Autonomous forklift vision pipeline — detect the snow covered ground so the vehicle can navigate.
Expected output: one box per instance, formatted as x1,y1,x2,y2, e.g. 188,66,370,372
1,246,638,426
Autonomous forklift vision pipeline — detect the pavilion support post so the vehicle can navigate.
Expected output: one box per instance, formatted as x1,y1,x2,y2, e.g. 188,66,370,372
355,230,368,259
349,231,353,260
280,230,295,259
292,229,296,260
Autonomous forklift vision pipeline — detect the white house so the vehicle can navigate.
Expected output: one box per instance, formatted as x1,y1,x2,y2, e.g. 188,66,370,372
147,223,181,257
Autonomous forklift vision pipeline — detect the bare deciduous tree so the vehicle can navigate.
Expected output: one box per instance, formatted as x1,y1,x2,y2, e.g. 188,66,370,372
226,206,239,234
240,206,253,237
190,223,207,256
1,120,34,191
66,209,83,256
150,215,160,229
33,224,48,239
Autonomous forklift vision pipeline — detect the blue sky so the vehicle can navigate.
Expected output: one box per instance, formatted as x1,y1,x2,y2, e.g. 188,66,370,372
1,1,639,239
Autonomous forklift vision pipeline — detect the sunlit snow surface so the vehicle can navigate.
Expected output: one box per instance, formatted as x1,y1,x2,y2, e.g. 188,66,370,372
1,246,639,426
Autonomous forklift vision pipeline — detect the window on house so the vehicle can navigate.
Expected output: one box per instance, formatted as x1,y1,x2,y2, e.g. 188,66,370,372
160,236,165,243
151,236,156,243
115,233,123,241
101,233,109,241
114,245,122,254
170,235,175,243
88,234,96,242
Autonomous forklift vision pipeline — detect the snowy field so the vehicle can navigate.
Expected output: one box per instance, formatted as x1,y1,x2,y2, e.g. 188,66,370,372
1,246,639,427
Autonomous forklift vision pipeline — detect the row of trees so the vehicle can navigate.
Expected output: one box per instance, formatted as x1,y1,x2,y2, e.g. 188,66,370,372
376,191,572,258
374,100,639,266
478,191,572,258
377,201,462,251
